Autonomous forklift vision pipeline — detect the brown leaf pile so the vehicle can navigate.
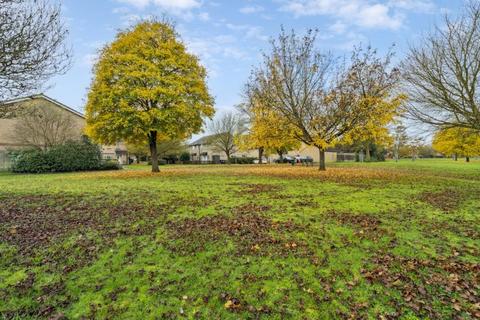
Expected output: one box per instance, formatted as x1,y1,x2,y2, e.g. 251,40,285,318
80,165,413,185
0,194,166,254
234,183,283,195
166,205,305,256
418,189,465,212
363,253,480,318
326,210,384,239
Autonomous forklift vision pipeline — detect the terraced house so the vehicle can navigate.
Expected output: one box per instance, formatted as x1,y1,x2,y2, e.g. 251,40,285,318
0,94,128,169
189,134,339,163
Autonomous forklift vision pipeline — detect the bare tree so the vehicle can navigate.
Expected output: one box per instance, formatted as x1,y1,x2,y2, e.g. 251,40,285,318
11,103,79,150
0,0,71,101
403,1,480,132
249,28,385,170
208,112,246,161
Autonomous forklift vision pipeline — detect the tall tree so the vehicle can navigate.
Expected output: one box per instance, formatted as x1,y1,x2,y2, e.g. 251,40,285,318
85,20,214,172
0,0,71,101
249,29,398,170
403,1,480,132
432,128,480,162
341,46,404,161
208,112,245,161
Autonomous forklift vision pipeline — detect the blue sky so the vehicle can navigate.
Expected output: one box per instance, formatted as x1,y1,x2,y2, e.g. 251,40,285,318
47,0,463,124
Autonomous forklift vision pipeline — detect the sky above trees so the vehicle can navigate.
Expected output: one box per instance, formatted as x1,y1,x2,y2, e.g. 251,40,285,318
47,0,462,118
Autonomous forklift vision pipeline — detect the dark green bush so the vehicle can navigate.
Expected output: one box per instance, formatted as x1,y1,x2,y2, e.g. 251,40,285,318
179,152,190,162
10,139,120,173
229,157,256,164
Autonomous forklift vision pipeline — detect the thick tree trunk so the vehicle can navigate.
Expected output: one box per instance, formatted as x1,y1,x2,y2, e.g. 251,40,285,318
318,147,326,171
226,151,230,163
277,149,284,160
148,130,159,173
466,156,470,162
454,154,458,161
258,147,264,164
136,155,140,164
365,144,371,162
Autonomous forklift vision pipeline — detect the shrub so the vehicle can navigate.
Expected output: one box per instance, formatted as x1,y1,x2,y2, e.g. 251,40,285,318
10,139,120,173
98,160,121,171
229,157,256,164
179,152,190,162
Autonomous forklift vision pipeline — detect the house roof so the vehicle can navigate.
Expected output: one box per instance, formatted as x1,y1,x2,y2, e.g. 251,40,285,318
0,94,85,119
189,134,218,146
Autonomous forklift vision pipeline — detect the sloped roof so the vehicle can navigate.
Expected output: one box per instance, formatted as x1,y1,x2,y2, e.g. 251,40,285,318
1,93,85,119
189,133,224,146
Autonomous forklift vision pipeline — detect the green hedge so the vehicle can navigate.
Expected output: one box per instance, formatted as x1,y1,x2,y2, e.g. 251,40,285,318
10,140,121,173
229,157,256,164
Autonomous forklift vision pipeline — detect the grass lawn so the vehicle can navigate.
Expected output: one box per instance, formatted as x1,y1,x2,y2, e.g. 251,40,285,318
0,159,479,319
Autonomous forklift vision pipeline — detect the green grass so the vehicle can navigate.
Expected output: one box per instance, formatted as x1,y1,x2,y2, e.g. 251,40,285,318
0,159,479,319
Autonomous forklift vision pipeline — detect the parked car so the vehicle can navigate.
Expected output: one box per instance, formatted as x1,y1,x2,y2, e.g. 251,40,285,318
300,156,313,163
274,156,295,163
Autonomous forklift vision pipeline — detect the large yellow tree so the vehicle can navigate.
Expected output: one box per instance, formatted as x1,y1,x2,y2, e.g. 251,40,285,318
85,20,214,172
432,128,480,162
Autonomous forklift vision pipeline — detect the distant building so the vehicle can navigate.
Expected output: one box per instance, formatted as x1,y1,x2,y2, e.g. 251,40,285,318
189,133,337,163
0,94,128,169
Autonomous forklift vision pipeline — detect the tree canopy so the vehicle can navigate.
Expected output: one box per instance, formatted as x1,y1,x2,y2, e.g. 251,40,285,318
237,93,300,161
247,29,402,170
85,20,214,172
432,128,480,161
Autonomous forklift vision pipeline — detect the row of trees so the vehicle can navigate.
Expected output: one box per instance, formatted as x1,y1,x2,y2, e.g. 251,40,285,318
1,1,479,171
240,30,404,170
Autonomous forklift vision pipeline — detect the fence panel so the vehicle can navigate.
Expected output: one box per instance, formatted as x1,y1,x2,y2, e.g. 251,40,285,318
0,150,11,170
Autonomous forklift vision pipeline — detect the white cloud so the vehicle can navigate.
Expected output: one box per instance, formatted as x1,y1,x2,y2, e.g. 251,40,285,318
279,0,431,30
329,21,347,34
389,0,435,13
117,0,201,15
225,23,268,41
117,0,150,9
240,5,265,14
184,33,252,79
198,12,210,21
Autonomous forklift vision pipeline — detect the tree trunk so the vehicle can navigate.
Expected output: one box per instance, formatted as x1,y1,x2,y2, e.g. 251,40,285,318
258,147,264,164
226,151,230,163
466,156,470,162
365,144,371,162
318,147,326,171
136,155,140,164
277,149,284,160
148,130,159,173
454,154,458,161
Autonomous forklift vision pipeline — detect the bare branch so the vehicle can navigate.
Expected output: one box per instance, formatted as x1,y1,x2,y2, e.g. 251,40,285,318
402,1,480,131
0,0,72,101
